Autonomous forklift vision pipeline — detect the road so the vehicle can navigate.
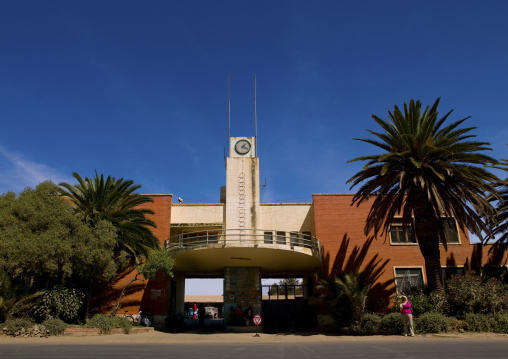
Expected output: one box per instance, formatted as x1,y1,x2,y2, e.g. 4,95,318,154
2,340,508,359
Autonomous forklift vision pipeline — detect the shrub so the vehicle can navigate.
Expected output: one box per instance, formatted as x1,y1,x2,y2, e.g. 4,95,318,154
446,273,508,318
415,312,448,334
361,313,381,334
36,286,84,321
394,288,446,316
113,316,133,334
4,316,35,335
464,313,494,332
380,313,404,334
87,314,114,334
42,318,68,336
491,313,508,334
448,317,466,332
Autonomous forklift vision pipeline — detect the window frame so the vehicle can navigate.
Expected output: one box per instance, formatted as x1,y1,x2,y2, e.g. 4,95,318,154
389,218,418,245
441,266,465,280
264,231,273,244
439,217,461,245
393,266,425,295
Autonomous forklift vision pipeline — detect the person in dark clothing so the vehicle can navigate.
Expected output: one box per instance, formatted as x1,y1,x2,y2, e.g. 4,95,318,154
198,304,205,327
244,306,254,326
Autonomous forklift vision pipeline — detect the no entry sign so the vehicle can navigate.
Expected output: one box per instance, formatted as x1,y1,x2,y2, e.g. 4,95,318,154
253,314,262,326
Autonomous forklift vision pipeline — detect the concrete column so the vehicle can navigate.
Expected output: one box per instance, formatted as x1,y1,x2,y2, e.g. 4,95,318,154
174,272,185,319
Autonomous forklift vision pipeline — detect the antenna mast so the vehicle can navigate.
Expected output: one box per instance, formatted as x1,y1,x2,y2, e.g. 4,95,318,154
228,75,231,140
254,74,257,157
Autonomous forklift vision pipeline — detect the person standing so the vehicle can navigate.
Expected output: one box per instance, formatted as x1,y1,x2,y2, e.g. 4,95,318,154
400,296,414,336
198,304,205,327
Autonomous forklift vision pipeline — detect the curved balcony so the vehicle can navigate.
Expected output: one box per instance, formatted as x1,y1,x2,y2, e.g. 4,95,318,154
165,229,322,275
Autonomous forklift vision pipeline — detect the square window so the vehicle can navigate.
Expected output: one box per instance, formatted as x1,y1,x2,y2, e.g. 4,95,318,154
394,268,423,295
441,267,465,279
440,218,460,244
290,232,299,247
276,231,286,245
390,224,416,244
264,231,273,244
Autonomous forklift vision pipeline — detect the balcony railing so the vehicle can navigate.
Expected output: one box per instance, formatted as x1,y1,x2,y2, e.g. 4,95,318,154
165,229,321,255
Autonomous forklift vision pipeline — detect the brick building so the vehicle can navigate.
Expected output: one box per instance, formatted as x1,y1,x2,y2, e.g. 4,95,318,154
93,136,508,327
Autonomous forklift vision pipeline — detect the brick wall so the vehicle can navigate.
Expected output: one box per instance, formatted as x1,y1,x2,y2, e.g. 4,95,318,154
93,194,173,316
312,193,507,311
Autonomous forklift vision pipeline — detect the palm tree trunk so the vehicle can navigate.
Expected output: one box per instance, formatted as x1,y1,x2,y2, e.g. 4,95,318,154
413,194,444,293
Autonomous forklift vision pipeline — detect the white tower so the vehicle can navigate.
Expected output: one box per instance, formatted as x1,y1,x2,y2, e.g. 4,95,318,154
225,136,260,235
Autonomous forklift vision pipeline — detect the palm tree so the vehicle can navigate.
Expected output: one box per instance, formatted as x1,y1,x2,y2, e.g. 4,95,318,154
347,98,499,292
490,159,508,247
59,172,160,259
315,271,371,327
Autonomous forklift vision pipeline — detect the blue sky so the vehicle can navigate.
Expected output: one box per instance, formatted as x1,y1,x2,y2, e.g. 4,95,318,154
1,1,508,294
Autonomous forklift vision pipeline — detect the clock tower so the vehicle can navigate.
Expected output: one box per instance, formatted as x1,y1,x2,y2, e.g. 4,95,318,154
225,136,260,235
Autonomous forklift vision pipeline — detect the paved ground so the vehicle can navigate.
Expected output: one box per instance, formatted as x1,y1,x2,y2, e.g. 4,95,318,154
1,328,508,345
2,331,508,359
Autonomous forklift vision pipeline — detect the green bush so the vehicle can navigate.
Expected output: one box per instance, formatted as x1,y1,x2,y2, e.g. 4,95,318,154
394,288,446,316
415,312,448,334
464,313,494,332
361,313,381,334
4,316,35,334
42,318,68,336
380,313,404,334
448,317,466,332
113,316,133,334
36,286,84,321
87,314,114,334
446,273,508,318
491,313,508,334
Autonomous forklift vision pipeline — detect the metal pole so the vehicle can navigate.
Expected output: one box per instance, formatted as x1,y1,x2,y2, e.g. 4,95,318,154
254,74,257,157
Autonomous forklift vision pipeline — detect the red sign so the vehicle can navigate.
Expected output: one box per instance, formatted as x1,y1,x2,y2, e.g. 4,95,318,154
253,314,262,326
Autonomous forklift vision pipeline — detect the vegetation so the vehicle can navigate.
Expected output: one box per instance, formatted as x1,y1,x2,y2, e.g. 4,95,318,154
348,98,499,292
36,286,84,321
87,314,115,334
41,318,68,336
315,270,371,327
59,172,160,259
110,249,174,316
0,175,173,331
415,312,448,333
268,278,303,296
489,159,508,246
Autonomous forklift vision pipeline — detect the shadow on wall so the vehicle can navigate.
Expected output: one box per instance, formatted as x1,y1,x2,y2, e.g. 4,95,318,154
320,233,394,313
90,266,147,315
458,244,508,274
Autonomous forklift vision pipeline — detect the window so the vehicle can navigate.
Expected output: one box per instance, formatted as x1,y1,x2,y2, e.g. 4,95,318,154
441,267,465,280
390,223,416,244
394,268,423,295
440,218,460,244
290,232,299,247
264,231,273,244
302,232,312,247
276,231,286,245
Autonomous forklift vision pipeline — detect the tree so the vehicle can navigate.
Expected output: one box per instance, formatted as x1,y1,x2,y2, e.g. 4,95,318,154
59,172,160,259
490,159,508,247
315,271,371,327
268,278,302,296
348,98,499,292
0,182,119,286
0,182,121,322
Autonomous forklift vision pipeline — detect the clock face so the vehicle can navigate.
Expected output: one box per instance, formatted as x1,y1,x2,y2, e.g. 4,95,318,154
235,139,251,155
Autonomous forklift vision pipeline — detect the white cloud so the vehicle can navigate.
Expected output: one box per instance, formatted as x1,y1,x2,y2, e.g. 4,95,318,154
0,146,71,194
